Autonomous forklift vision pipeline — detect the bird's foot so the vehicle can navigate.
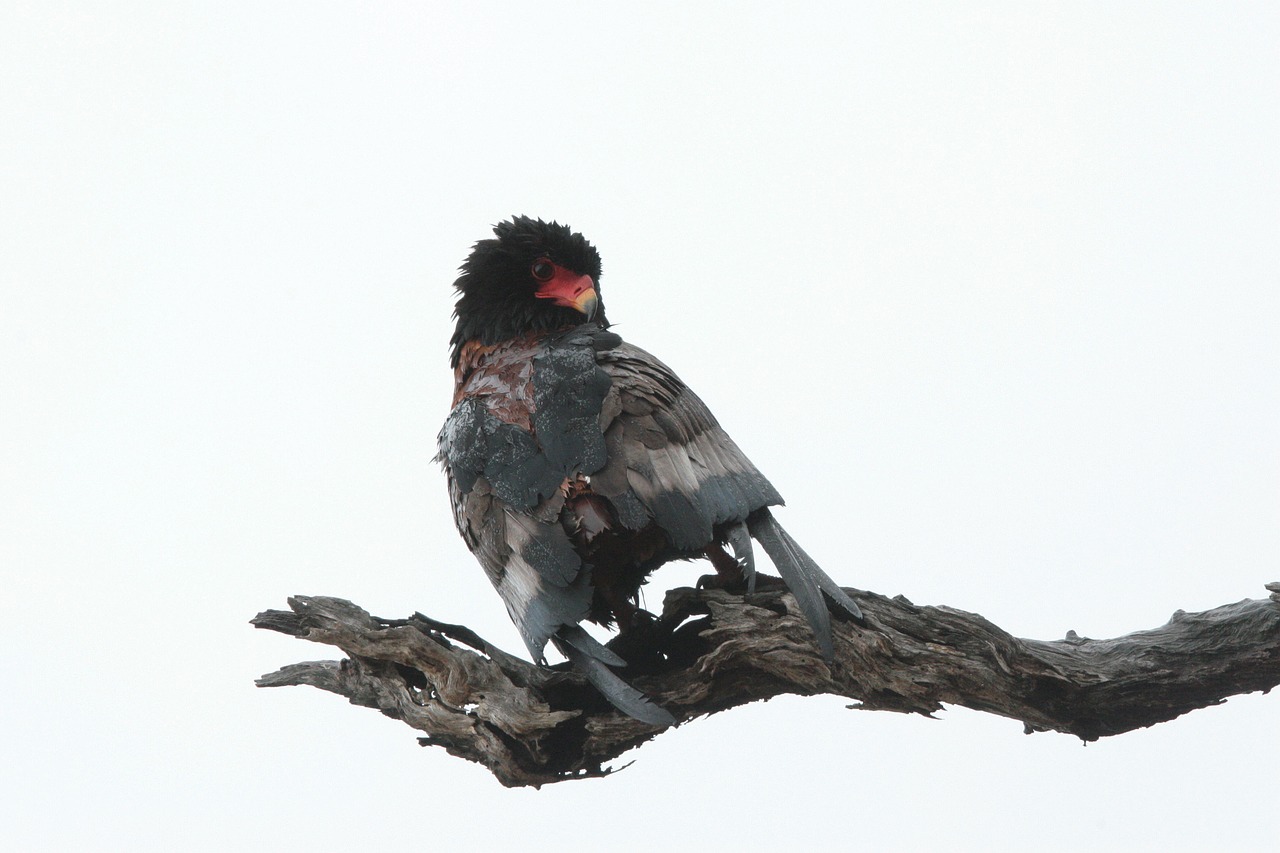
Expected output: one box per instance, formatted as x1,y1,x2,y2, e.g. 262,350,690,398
702,541,753,592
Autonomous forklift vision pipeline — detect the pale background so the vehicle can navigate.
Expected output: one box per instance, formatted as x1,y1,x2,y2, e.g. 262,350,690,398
2,3,1277,851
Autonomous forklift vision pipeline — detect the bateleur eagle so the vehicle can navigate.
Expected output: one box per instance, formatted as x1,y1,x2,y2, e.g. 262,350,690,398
438,217,862,725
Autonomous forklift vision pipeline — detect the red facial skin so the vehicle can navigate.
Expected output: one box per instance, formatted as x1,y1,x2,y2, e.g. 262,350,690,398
532,260,599,320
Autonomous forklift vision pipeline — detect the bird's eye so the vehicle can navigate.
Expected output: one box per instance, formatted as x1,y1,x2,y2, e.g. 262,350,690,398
531,260,555,282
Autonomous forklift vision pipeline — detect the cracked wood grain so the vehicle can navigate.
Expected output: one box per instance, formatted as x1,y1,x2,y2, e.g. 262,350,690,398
253,581,1280,788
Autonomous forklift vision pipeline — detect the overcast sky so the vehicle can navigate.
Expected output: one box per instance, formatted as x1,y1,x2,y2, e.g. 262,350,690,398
3,3,1278,851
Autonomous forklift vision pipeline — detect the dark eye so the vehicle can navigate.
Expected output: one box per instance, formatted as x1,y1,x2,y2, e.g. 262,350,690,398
531,260,555,282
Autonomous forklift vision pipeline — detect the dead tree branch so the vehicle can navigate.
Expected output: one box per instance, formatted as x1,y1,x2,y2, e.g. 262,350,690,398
253,582,1280,788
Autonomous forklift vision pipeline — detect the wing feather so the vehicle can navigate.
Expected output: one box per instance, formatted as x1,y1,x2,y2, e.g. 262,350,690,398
598,341,782,552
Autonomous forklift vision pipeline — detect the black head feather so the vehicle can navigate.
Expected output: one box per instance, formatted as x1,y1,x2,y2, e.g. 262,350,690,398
449,216,607,367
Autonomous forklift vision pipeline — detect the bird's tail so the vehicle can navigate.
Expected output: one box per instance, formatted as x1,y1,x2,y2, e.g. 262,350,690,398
747,508,864,660
552,624,676,726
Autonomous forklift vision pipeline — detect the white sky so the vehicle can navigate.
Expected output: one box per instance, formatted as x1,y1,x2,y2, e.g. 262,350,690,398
2,2,1278,851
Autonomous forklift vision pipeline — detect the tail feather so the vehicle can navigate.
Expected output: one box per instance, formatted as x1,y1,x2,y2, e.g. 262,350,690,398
554,622,627,667
553,625,676,727
747,508,863,660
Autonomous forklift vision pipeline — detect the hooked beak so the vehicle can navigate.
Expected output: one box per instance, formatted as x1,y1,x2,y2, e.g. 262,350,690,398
574,286,599,322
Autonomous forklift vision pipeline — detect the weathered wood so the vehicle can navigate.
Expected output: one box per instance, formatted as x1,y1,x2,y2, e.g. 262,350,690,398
253,581,1280,788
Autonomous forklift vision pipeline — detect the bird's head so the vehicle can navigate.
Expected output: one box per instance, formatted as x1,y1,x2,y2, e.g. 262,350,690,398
449,216,606,367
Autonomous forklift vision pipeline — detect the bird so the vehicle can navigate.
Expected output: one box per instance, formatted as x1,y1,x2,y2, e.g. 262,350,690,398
437,216,863,725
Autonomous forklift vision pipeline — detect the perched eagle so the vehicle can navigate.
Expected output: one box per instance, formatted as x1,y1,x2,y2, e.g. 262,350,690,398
438,217,862,725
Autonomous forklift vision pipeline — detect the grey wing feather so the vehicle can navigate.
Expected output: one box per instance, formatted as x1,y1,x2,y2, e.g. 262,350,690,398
553,626,676,726
439,330,680,722
441,466,593,661
748,508,863,661
437,332,615,661
593,342,783,552
553,621,626,667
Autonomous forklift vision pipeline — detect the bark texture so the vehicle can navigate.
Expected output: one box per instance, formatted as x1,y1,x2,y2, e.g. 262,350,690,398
253,581,1280,788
